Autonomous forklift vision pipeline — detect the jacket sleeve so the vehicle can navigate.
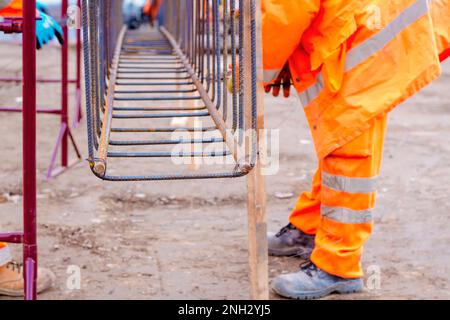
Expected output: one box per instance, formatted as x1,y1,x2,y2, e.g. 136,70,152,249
0,0,22,16
262,0,320,84
3,0,21,9
0,1,40,18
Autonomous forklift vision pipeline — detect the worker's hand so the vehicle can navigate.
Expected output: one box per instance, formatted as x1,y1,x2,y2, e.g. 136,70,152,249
264,64,292,98
36,8,64,50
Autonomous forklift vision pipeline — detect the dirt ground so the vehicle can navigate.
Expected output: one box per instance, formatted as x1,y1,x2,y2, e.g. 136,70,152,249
0,42,449,300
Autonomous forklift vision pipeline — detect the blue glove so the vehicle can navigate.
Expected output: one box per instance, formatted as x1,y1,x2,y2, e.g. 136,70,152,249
36,4,64,50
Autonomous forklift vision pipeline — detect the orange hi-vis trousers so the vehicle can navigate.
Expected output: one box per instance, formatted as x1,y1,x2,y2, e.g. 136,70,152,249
0,242,12,266
290,114,387,279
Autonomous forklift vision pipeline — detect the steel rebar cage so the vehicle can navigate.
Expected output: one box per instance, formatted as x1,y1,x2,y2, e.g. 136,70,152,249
82,0,261,181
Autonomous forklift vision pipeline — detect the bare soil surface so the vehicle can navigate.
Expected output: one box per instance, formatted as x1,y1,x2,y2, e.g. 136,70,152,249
0,42,449,300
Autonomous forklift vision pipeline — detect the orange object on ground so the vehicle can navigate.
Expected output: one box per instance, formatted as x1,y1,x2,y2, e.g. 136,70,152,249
262,0,450,278
0,261,56,296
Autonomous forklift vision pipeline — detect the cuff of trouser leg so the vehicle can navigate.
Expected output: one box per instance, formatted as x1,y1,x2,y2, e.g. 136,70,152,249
0,246,12,267
288,216,317,236
310,247,363,279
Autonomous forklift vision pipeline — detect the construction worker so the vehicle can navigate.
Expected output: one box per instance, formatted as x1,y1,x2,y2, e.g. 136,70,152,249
0,0,63,49
143,0,163,27
0,0,61,296
262,0,450,299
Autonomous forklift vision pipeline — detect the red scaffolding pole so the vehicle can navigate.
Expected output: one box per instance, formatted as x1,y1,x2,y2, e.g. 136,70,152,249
0,0,84,300
0,0,82,179
22,0,38,298
0,0,38,300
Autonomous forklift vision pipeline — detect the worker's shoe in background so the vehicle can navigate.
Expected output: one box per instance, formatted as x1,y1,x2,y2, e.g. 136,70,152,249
0,262,56,297
272,261,364,300
268,223,314,258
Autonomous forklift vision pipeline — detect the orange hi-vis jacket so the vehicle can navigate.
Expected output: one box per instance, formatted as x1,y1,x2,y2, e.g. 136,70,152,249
263,0,450,159
0,0,41,18
0,0,29,17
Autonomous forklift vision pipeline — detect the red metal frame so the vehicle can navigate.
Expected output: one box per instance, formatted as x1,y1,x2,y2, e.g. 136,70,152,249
0,17,25,33
0,0,84,299
0,0,38,300
0,0,82,179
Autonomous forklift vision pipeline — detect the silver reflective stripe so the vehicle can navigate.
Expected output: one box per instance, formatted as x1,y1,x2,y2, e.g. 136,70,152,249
263,69,282,83
298,73,324,107
321,205,374,224
322,172,378,194
345,0,430,71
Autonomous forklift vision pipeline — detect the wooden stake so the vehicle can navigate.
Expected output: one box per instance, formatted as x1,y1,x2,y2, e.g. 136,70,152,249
243,0,269,300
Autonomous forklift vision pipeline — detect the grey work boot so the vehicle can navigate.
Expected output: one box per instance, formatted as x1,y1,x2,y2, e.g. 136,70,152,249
268,223,315,258
272,261,364,300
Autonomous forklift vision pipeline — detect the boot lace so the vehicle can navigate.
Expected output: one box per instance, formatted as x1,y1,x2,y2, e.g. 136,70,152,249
5,261,23,274
299,261,318,277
